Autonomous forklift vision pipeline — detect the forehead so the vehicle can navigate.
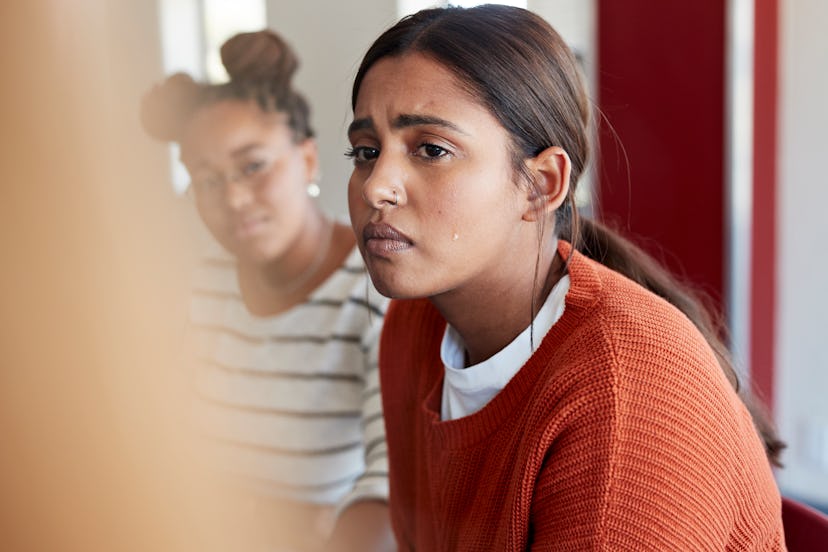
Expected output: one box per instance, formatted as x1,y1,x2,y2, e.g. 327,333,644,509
354,53,489,123
180,99,289,165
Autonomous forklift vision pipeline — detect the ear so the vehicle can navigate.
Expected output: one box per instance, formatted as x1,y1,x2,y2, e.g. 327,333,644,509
521,146,571,222
299,138,320,182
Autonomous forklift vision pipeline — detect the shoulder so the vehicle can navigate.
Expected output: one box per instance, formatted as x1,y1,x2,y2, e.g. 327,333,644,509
565,248,771,468
554,248,747,453
565,248,717,371
532,253,779,547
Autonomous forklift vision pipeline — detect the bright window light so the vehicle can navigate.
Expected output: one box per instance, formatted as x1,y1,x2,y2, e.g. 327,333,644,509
158,0,203,78
398,0,526,18
157,0,266,193
202,0,267,83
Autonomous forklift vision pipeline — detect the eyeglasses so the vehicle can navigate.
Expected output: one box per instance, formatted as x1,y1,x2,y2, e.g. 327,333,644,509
189,157,275,199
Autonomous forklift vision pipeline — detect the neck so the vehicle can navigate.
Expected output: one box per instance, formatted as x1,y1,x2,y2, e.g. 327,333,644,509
431,241,562,366
244,208,334,294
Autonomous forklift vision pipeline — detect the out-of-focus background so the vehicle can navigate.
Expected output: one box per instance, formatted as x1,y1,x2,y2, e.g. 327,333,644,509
1,0,825,549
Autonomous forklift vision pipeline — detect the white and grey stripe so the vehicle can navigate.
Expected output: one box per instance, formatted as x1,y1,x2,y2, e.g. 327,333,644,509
188,245,389,507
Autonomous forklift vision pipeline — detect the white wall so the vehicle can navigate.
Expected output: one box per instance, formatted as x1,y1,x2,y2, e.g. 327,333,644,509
529,0,596,91
776,0,828,507
266,0,399,217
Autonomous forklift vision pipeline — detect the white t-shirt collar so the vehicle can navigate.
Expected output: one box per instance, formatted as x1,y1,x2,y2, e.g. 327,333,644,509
440,267,571,421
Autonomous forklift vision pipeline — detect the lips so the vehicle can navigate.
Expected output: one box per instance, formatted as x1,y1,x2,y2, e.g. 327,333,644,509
233,215,268,239
363,222,413,257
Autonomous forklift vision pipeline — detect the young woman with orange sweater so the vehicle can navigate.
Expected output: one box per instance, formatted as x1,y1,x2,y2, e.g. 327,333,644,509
346,5,786,550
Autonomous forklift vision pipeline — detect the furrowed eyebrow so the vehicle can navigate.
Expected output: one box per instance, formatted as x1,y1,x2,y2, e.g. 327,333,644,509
347,117,374,137
393,114,468,135
347,114,469,137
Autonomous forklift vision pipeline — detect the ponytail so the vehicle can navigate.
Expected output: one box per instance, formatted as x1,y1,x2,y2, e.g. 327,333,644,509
560,199,785,466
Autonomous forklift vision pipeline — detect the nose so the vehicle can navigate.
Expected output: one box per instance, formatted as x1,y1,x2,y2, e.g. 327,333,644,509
360,154,405,209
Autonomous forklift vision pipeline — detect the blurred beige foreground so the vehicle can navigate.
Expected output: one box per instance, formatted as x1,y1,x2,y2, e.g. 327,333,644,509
0,2,279,550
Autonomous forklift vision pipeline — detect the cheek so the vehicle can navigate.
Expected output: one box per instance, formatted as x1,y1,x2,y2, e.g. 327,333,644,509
432,187,517,255
420,184,482,240
259,168,307,211
194,197,226,232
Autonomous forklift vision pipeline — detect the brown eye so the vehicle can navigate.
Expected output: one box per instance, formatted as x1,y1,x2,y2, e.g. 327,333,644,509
415,143,450,159
345,146,380,164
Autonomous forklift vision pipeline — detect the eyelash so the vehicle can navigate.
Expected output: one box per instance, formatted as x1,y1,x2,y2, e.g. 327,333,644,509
345,143,452,164
344,146,378,164
415,143,449,159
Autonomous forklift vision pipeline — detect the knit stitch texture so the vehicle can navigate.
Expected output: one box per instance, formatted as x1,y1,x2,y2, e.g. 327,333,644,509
379,242,785,551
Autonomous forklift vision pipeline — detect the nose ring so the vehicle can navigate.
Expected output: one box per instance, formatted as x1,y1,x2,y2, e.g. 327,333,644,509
391,190,398,206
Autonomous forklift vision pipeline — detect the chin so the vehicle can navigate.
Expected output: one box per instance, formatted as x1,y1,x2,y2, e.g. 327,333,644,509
362,253,445,300
367,272,435,301
365,274,398,299
234,241,280,265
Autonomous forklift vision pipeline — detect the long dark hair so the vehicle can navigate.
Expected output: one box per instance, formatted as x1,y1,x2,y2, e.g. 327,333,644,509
351,4,783,465
141,29,313,144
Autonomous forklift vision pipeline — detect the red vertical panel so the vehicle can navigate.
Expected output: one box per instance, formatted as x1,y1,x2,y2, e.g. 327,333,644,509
596,1,727,313
751,0,778,410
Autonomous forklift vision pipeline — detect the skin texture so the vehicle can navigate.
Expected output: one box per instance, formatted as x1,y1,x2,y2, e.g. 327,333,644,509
348,53,571,364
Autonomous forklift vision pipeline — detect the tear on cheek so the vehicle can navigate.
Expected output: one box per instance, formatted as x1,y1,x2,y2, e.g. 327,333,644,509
452,232,459,241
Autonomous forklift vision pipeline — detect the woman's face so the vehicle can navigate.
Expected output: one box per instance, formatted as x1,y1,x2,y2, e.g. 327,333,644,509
348,53,535,300
180,99,317,264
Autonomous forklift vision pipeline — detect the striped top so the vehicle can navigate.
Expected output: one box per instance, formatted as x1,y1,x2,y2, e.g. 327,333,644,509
188,243,389,510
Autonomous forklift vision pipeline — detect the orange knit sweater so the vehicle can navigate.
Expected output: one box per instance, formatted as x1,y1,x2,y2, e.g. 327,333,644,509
379,243,785,551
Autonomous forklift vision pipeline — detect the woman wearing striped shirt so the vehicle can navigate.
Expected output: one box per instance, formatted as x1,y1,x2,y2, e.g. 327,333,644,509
141,29,391,552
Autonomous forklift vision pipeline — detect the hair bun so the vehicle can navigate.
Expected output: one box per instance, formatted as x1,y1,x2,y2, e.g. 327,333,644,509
220,30,299,86
140,72,201,142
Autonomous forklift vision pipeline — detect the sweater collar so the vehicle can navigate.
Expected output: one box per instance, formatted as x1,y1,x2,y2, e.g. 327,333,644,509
423,241,604,449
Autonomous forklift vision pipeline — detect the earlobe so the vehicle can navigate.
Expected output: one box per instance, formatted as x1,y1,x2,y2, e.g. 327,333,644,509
521,146,571,222
301,138,320,181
